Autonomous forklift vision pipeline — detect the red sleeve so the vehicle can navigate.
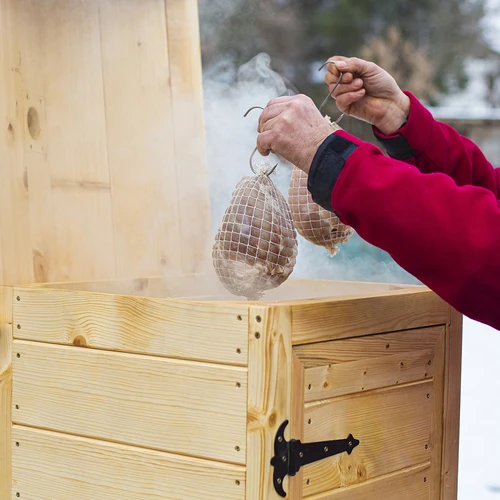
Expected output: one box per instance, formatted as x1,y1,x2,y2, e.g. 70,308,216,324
332,130,500,331
373,92,500,197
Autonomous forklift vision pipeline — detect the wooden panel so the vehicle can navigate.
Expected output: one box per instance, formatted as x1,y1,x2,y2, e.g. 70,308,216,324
303,381,433,496
441,308,462,500
430,328,446,499
305,463,430,500
298,327,443,402
292,289,448,345
0,287,13,500
21,0,116,283
0,0,211,286
99,0,182,278
246,306,297,500
0,0,33,286
13,286,248,365
165,0,212,274
12,341,247,464
12,426,245,500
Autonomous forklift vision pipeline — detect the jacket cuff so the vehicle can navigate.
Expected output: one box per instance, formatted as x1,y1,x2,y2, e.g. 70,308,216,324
373,91,433,160
307,132,359,213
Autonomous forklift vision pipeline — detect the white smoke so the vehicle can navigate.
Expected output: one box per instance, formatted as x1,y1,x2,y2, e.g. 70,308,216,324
203,53,419,285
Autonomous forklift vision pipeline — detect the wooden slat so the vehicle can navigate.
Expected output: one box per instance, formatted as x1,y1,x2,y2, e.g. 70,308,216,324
292,289,448,345
0,0,33,286
289,353,306,500
430,328,446,499
99,0,183,279
299,328,443,402
295,327,443,368
22,0,116,283
0,287,13,500
305,463,430,500
12,340,247,464
246,306,296,500
165,0,212,275
441,308,462,500
13,286,248,365
12,426,245,500
303,381,433,496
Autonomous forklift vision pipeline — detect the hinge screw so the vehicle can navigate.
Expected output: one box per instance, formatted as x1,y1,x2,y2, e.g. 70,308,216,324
282,456,287,463
278,436,283,443
299,452,304,458
324,446,329,453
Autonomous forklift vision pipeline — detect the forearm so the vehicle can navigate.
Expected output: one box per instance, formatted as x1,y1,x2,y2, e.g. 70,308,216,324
309,131,500,330
373,92,500,197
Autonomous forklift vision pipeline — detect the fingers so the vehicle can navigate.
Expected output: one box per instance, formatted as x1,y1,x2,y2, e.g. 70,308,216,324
335,88,366,112
258,94,313,132
256,130,274,156
330,78,364,98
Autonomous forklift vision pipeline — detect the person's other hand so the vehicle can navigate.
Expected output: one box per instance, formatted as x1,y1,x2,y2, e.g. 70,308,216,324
257,95,333,174
324,57,410,134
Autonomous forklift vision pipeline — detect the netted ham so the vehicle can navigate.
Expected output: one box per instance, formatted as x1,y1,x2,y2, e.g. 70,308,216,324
213,165,298,300
288,165,354,256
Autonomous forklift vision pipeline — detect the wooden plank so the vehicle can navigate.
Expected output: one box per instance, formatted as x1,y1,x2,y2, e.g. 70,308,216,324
12,340,247,464
12,426,245,500
304,463,430,500
246,306,296,500
0,0,33,286
303,381,433,496
0,287,13,500
292,289,448,345
21,0,116,283
289,353,306,500
295,326,443,368
98,0,183,278
13,286,248,365
299,328,443,402
165,0,212,275
441,308,462,500
430,328,446,499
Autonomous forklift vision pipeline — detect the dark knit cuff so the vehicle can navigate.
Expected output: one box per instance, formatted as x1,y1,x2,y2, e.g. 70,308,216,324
307,133,358,213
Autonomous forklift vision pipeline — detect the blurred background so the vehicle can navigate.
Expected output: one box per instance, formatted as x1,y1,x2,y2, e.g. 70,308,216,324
197,0,500,497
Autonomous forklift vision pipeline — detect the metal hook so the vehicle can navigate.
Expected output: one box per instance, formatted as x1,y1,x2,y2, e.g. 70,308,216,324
244,106,279,176
318,60,345,124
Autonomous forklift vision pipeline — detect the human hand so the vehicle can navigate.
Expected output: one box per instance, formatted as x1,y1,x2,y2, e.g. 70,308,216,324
256,95,333,174
324,57,410,134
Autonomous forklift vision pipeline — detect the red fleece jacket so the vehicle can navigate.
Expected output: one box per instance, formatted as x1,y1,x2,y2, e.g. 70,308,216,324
329,92,500,330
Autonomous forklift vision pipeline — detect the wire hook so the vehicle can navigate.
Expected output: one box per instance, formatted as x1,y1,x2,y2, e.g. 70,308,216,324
244,106,279,176
318,60,345,124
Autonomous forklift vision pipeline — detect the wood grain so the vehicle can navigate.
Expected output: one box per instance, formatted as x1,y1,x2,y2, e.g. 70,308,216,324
12,426,245,500
13,286,248,365
296,327,442,401
292,289,448,345
441,308,462,500
246,305,296,500
99,0,182,278
430,328,446,499
302,381,433,497
0,0,33,286
0,0,211,286
165,0,212,275
12,340,247,464
304,463,430,500
0,287,12,500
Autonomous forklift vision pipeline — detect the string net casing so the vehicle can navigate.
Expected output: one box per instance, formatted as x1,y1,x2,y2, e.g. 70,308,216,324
288,165,354,256
213,165,298,300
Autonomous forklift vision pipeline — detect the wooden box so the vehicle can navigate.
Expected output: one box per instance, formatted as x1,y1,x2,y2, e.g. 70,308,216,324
0,276,462,499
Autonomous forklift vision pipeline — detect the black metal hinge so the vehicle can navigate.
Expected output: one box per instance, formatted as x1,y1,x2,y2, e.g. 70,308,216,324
270,420,360,498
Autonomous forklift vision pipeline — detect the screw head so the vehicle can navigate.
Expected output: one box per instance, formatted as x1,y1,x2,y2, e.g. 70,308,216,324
16,353,20,358
277,478,282,485
16,296,20,301
299,451,304,458
324,446,329,453
256,315,262,323
282,456,287,463
278,436,283,443
254,332,260,339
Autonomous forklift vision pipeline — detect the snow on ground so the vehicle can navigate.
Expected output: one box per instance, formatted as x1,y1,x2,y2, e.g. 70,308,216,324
459,317,500,498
